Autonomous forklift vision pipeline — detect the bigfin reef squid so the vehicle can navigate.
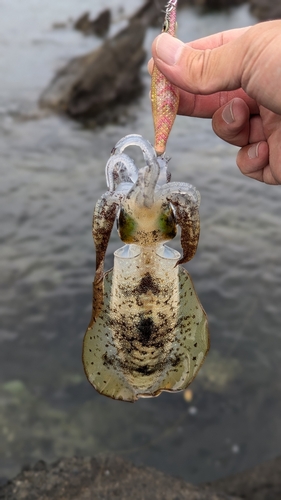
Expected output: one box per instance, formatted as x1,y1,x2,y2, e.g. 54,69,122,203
83,135,209,402
83,0,209,402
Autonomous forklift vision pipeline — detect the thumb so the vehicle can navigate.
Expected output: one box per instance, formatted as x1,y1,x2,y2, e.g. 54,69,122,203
151,32,245,95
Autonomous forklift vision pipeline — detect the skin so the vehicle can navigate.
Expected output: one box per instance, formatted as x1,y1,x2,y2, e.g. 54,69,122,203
149,20,281,185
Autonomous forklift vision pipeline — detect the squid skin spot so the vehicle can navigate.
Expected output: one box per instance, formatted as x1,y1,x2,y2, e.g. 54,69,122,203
97,372,101,375
192,356,197,361
134,365,157,376
91,362,94,365
135,273,160,295
194,342,197,347
137,316,154,345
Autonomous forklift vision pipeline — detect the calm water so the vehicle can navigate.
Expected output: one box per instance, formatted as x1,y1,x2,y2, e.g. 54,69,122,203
1,0,281,485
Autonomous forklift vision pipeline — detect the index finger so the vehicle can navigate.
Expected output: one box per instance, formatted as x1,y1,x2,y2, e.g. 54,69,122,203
178,88,259,118
178,26,256,117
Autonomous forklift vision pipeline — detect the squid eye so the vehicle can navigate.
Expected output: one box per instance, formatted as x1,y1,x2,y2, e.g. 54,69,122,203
162,19,169,32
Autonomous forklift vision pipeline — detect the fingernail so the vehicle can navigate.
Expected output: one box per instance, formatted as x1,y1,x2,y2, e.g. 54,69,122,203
147,58,154,75
222,101,235,124
248,142,260,159
155,33,184,66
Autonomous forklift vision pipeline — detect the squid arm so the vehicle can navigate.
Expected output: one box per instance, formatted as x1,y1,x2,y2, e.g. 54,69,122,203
157,182,201,265
91,192,122,319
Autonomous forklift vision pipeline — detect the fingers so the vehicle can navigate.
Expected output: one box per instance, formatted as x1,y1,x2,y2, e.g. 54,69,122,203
151,32,248,95
212,98,266,147
236,141,276,184
147,58,153,75
151,22,281,114
147,27,251,76
187,27,252,50
180,90,258,119
211,97,281,184
212,98,250,147
148,22,281,185
238,125,281,184
148,57,258,118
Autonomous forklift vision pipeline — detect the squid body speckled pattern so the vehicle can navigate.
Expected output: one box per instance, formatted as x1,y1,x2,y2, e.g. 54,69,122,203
83,135,209,402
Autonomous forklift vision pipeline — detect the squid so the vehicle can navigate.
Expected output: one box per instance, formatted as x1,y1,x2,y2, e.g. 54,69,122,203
83,134,209,402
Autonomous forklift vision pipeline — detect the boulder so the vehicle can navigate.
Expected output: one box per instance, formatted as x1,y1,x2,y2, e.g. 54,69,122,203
39,21,145,122
249,0,281,20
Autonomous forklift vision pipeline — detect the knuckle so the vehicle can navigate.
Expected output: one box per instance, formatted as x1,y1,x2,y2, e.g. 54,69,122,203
185,49,213,93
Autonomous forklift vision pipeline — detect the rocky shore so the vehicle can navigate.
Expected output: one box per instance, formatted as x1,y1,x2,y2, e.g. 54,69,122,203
1,455,281,500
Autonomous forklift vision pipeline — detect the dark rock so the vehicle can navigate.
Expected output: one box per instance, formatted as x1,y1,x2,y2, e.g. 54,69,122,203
33,460,47,472
207,456,281,500
74,9,111,37
130,0,245,25
249,0,281,20
0,455,241,500
130,0,167,27
74,11,90,31
39,21,146,122
91,9,111,38
189,0,246,11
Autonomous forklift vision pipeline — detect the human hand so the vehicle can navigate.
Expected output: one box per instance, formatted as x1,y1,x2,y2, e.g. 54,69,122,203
150,20,281,184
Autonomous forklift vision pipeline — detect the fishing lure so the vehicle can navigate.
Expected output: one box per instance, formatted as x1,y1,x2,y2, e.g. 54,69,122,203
151,0,180,156
83,135,209,402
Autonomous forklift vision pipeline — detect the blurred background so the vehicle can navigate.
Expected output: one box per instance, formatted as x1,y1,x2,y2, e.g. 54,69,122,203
0,0,281,486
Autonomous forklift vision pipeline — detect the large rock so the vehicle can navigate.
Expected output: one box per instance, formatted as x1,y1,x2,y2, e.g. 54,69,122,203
74,10,111,37
0,456,240,500
39,21,145,121
249,0,281,20
207,456,281,500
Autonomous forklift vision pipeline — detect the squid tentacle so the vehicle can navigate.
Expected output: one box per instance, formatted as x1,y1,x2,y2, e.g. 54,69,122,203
112,134,161,208
126,165,157,208
105,153,137,191
156,181,201,205
112,134,156,164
